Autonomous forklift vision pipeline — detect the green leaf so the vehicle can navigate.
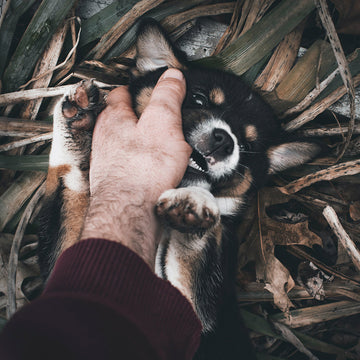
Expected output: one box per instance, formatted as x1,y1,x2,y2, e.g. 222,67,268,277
240,309,350,357
2,0,77,92
0,0,38,77
197,0,316,75
102,0,206,61
0,155,48,172
80,0,141,48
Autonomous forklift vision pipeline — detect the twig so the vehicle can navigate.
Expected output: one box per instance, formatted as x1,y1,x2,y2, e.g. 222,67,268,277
162,3,236,32
0,132,53,153
284,74,360,131
0,85,76,106
237,281,360,301
323,205,360,273
298,123,360,137
278,159,360,194
286,245,360,286
6,181,46,318
314,0,356,161
272,322,319,360
282,68,339,117
271,300,360,329
52,13,79,84
336,289,360,302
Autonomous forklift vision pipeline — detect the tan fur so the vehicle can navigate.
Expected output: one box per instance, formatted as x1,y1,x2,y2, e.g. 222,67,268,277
167,225,222,307
245,125,258,142
214,170,253,198
136,27,186,73
74,85,90,108
45,165,71,196
209,88,225,105
60,188,89,254
135,86,154,115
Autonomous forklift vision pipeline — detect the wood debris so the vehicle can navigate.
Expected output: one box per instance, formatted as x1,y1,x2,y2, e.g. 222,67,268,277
0,0,360,358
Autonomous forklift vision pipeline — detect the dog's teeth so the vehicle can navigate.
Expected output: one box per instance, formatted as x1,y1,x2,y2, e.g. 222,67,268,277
189,157,205,172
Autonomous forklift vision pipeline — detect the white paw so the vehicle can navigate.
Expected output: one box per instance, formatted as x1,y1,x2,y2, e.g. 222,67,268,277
156,187,220,232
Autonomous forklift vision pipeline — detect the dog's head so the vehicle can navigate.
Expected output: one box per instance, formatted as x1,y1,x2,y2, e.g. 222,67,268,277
130,19,322,199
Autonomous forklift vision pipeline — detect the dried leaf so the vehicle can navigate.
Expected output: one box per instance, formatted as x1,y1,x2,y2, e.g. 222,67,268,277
238,188,323,312
349,201,360,222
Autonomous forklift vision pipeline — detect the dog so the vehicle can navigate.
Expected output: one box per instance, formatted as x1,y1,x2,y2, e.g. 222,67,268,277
38,19,323,359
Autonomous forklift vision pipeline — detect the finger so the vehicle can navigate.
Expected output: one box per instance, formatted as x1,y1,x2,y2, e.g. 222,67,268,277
139,68,186,130
103,86,138,124
91,86,137,161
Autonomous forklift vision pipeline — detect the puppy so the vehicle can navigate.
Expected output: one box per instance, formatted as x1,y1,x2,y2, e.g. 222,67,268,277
38,19,322,359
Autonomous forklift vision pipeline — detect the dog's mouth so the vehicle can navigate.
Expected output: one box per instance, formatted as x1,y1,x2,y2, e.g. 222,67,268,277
188,148,208,173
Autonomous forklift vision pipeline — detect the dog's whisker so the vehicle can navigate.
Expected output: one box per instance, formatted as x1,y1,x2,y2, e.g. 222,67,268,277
239,150,260,154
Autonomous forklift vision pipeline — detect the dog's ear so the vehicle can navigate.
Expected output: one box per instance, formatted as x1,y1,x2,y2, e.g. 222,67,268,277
267,141,323,174
135,18,187,74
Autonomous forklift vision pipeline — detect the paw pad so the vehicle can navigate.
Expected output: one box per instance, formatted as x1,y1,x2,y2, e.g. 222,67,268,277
156,188,220,233
61,80,103,131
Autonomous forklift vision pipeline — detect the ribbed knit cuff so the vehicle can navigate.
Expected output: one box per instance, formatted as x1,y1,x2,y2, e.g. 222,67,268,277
44,238,202,358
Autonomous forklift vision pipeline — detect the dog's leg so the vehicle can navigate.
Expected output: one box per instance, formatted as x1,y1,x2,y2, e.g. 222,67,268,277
38,80,104,277
155,187,222,332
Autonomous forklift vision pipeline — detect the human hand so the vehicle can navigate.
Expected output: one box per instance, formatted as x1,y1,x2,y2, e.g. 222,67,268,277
81,69,191,269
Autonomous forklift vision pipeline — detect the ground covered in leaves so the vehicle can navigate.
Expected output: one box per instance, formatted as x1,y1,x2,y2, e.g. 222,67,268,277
0,0,360,359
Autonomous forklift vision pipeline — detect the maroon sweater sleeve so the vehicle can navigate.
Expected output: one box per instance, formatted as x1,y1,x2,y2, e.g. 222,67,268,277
0,238,202,360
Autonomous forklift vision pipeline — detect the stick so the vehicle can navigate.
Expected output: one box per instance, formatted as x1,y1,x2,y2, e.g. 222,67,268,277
286,246,360,286
299,123,360,137
282,67,339,117
271,300,360,329
162,3,235,32
273,322,319,360
0,85,75,106
278,159,360,194
323,205,360,272
0,132,53,153
284,74,360,131
314,0,356,161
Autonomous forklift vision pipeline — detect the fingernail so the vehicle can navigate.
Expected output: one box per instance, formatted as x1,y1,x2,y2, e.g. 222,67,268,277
161,68,184,81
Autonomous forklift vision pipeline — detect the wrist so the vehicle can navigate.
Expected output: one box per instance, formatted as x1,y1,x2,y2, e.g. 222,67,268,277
81,183,159,270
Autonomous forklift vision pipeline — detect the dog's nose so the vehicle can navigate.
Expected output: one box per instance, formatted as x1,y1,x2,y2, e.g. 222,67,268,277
211,128,234,156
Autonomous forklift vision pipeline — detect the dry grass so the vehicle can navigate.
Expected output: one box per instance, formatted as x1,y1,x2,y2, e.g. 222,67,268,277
0,0,359,358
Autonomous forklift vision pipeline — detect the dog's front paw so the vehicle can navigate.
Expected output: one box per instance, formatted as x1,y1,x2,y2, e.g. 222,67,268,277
61,80,104,131
156,187,220,233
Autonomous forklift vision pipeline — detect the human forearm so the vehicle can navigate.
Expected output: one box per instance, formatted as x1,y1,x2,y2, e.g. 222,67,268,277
81,182,159,269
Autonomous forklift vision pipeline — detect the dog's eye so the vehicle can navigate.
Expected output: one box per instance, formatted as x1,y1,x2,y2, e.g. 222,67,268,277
192,92,208,107
239,143,251,152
